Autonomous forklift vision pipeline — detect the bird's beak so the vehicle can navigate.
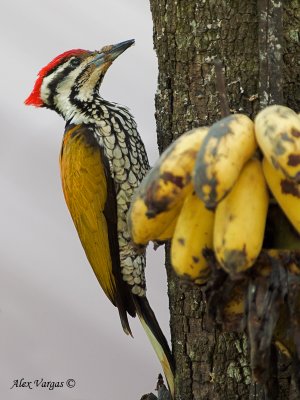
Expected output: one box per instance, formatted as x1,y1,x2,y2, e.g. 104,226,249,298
90,39,135,67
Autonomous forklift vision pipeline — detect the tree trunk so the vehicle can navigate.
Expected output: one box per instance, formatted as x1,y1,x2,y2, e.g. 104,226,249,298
149,1,300,399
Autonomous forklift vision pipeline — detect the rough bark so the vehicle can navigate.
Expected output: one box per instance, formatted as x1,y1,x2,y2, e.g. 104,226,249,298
149,1,300,399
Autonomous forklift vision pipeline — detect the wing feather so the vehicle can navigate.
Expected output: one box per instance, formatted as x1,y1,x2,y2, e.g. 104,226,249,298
60,124,115,303
60,124,135,334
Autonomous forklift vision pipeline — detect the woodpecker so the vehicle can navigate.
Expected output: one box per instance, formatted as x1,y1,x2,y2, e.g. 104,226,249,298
25,40,174,396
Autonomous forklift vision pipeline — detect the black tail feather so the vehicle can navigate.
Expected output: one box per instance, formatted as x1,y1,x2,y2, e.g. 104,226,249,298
133,295,175,397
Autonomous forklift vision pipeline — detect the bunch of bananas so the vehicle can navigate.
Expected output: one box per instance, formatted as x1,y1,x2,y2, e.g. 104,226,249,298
128,105,300,283
128,105,300,387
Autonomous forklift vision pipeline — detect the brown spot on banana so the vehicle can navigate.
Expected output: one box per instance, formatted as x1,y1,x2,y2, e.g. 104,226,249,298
177,238,185,245
287,154,300,167
160,171,185,188
145,192,173,218
228,213,235,222
291,129,300,138
280,179,300,197
222,248,248,276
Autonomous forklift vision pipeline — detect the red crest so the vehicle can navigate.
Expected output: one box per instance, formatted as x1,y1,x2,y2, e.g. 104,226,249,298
25,49,86,107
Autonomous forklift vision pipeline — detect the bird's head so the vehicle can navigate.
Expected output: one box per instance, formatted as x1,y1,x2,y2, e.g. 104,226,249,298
25,39,134,120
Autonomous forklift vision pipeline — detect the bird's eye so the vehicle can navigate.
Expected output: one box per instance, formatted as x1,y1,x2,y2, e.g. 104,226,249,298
70,58,80,67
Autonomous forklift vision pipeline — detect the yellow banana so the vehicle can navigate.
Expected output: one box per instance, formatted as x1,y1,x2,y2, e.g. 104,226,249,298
255,105,300,181
156,215,179,242
132,127,208,213
128,196,183,246
194,114,257,209
171,191,214,283
214,158,269,277
128,127,208,245
262,157,300,234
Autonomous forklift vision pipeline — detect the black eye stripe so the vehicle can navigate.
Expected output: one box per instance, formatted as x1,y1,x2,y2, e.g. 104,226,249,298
44,57,80,79
45,57,82,107
47,65,75,107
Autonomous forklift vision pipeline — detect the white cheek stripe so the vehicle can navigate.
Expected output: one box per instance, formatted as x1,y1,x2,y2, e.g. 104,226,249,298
40,63,70,104
40,59,102,122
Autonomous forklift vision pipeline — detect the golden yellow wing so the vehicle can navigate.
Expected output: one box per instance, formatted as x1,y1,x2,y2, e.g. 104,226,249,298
60,124,135,335
60,124,116,303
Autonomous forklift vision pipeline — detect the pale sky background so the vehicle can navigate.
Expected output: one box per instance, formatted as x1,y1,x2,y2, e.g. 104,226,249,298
0,1,171,399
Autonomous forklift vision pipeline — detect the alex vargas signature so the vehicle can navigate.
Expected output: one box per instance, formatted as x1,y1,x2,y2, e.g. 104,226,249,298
10,378,76,390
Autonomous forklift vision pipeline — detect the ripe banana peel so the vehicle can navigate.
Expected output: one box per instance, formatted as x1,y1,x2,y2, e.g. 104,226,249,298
194,114,257,209
156,214,179,242
128,127,208,245
171,191,214,283
214,158,269,277
255,105,300,182
128,196,183,246
262,157,300,234
137,126,208,212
